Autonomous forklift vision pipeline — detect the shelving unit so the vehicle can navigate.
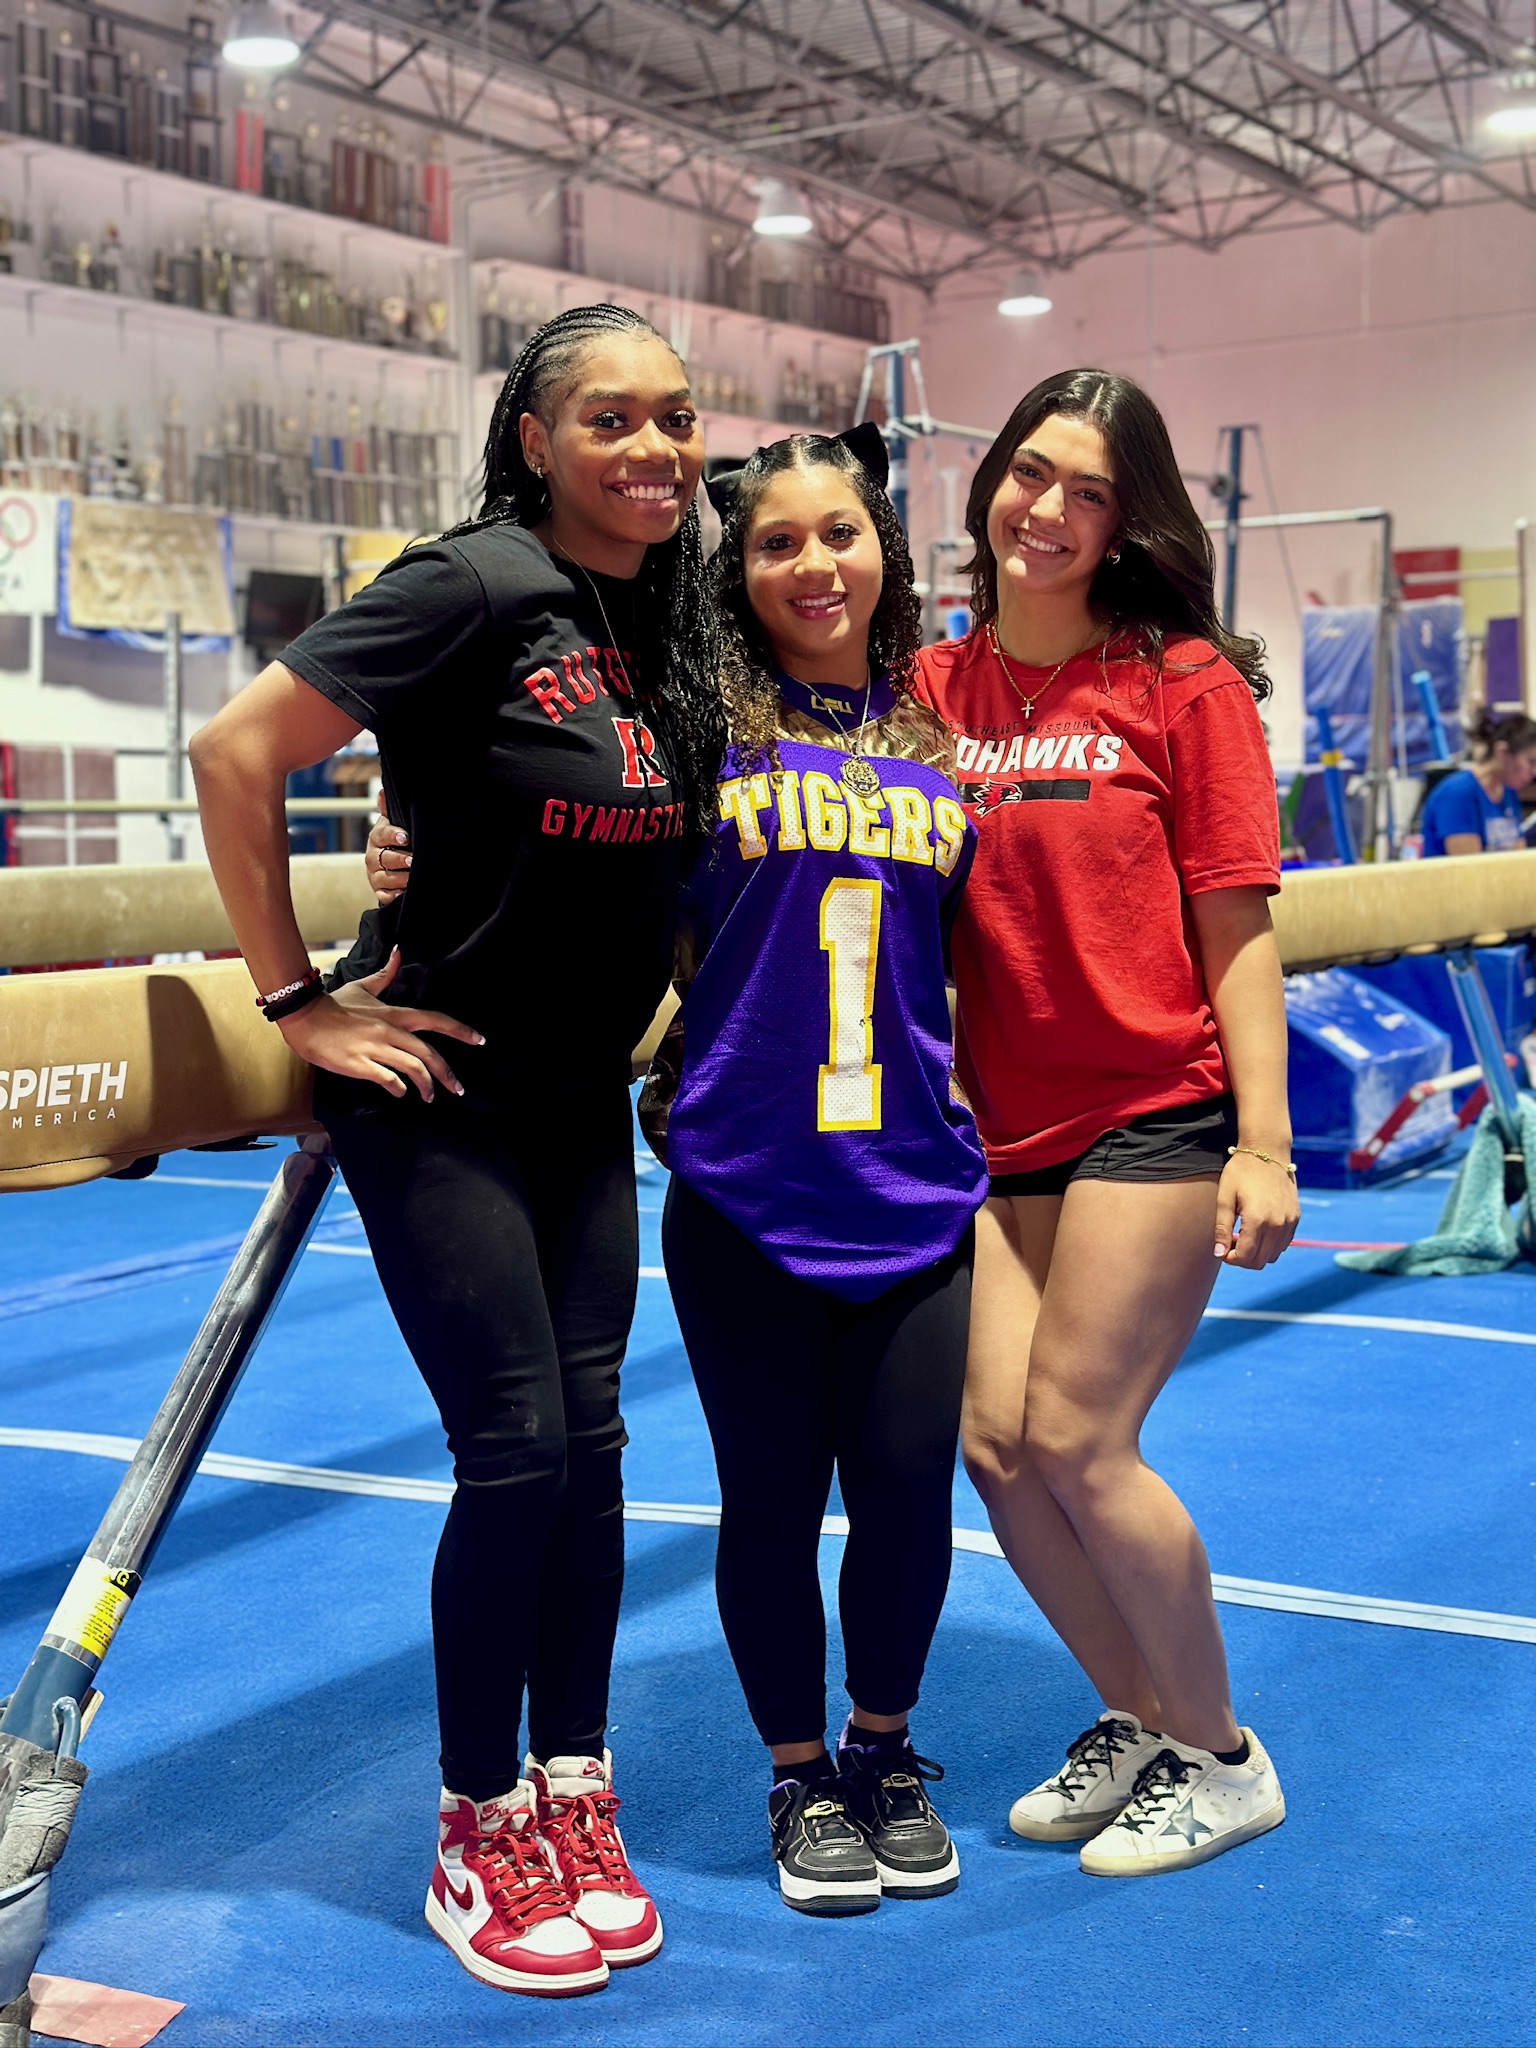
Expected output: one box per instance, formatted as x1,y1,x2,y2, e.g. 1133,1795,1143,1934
469,252,871,461
0,133,464,262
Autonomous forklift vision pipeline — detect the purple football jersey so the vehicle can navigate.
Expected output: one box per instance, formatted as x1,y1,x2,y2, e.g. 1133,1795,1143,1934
667,726,988,1300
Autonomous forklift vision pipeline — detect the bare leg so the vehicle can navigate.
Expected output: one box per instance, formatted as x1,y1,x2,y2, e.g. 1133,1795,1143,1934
963,1195,1163,1728
1023,1177,1239,1755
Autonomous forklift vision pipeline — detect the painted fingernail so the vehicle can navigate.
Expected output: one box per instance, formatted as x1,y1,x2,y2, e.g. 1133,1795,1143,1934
473,1033,486,1045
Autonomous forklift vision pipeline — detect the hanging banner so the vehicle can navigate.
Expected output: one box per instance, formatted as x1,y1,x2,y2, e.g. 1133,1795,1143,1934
0,490,60,615
60,499,235,648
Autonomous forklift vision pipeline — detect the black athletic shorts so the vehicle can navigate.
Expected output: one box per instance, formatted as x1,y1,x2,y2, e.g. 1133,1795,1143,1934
988,1092,1239,1200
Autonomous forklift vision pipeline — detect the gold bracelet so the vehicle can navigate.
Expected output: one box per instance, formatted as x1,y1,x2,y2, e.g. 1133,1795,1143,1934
1228,1144,1298,1183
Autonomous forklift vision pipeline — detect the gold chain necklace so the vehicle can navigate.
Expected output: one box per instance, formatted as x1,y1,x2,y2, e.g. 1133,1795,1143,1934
987,622,1095,721
812,672,881,799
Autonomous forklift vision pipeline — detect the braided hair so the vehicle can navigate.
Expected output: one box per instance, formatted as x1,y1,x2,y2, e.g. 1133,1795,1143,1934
447,302,726,839
708,433,924,772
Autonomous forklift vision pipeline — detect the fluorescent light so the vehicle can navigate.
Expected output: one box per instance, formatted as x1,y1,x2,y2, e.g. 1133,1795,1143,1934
1487,102,1536,137
222,3,299,68
998,270,1052,317
753,180,813,237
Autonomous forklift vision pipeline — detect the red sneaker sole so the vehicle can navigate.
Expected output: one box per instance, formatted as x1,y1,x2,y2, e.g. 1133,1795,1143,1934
425,1891,609,1997
596,1919,664,1968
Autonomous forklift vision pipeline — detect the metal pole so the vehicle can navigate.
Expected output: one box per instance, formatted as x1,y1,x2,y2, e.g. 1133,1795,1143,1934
1445,948,1524,1154
1221,424,1245,631
0,1137,337,1749
1366,511,1398,859
887,350,908,531
162,610,183,864
1517,517,1533,714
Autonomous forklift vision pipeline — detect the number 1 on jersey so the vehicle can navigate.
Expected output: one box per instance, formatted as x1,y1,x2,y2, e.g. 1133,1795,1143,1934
818,878,883,1132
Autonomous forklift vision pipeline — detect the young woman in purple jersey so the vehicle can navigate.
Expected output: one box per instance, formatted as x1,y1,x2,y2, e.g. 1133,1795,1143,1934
370,425,990,1918
195,305,726,1999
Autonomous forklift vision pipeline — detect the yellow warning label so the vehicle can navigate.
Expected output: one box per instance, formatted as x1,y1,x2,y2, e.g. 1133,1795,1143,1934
49,1557,140,1663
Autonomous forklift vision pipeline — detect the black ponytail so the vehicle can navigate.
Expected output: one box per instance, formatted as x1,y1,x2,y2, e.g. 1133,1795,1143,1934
446,302,726,840
1467,706,1536,759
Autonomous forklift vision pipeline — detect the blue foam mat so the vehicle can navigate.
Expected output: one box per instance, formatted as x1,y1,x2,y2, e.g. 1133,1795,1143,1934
1,1142,1533,2047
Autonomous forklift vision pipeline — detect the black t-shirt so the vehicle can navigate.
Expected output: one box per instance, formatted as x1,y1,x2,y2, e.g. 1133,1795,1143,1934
281,523,685,1096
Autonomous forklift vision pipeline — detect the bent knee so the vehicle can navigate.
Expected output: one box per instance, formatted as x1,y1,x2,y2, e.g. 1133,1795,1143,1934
1023,1414,1126,1506
450,1414,568,1491
961,1419,1025,1498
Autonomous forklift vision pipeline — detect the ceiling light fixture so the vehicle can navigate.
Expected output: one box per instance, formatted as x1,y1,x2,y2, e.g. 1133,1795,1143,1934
1487,69,1536,136
222,2,300,69
753,180,814,237
998,270,1053,317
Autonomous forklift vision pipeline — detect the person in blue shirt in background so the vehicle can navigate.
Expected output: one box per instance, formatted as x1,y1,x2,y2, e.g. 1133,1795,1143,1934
1421,709,1536,856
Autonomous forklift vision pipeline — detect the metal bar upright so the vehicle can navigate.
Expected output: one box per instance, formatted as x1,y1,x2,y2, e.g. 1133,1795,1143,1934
162,609,183,863
1445,948,1524,1152
0,1137,338,1749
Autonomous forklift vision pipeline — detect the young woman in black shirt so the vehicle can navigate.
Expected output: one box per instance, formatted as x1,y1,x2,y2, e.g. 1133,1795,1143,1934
191,304,725,2000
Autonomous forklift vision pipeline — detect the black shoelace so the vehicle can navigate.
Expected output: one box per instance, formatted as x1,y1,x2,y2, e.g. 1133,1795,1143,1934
1049,1719,1140,1802
1116,1749,1197,1835
850,1748,945,1829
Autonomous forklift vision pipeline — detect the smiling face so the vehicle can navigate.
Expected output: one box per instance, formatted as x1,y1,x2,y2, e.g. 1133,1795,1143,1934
985,411,1120,612
519,331,705,575
742,460,885,687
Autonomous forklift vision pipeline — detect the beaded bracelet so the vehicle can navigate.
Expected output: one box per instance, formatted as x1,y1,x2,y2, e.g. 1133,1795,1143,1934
1227,1144,1298,1183
255,969,325,1022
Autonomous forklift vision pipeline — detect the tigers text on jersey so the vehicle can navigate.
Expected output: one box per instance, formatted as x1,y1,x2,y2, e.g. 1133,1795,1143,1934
666,733,987,1302
917,631,1280,1175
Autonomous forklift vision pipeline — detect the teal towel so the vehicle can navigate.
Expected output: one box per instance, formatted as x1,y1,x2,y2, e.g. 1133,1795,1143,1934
1336,1097,1536,1277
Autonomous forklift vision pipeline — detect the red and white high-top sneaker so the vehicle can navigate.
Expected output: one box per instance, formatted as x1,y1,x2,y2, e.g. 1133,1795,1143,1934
526,1751,663,1968
424,1781,608,1997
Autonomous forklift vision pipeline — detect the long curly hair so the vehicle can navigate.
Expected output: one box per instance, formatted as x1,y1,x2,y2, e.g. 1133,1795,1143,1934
446,302,726,837
963,367,1270,702
707,433,924,770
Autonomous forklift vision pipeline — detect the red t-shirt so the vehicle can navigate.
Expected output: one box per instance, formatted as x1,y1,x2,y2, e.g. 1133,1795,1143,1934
917,631,1280,1173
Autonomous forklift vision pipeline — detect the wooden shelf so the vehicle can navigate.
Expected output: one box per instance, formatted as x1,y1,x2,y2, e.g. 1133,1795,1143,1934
0,269,459,376
0,134,464,261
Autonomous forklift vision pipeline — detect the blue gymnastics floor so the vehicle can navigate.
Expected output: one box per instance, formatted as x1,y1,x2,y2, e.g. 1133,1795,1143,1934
2,1129,1535,2048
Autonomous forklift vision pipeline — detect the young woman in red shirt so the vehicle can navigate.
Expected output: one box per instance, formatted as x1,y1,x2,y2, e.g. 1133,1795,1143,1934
918,367,1299,1876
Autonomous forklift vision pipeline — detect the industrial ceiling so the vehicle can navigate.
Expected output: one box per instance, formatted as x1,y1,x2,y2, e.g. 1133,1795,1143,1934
292,0,1536,286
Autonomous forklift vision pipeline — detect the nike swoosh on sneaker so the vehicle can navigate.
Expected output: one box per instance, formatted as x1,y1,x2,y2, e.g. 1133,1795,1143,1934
445,1872,477,1912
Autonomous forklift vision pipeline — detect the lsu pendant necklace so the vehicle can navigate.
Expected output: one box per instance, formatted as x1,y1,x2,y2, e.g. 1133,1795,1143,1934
820,673,882,798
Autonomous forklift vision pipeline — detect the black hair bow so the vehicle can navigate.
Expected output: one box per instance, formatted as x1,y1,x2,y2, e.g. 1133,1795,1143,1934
704,419,891,518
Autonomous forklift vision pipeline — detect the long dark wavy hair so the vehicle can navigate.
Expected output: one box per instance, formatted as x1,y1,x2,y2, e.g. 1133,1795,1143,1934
708,433,925,768
963,368,1270,702
446,302,726,836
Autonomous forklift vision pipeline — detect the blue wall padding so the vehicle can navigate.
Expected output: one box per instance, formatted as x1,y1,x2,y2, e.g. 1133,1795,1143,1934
1286,969,1455,1185
1487,616,1520,705
1352,946,1536,1075
1302,600,1462,769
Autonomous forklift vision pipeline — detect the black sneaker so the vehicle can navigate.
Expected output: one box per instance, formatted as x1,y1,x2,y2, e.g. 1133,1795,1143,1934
768,1778,881,1916
837,1740,960,1899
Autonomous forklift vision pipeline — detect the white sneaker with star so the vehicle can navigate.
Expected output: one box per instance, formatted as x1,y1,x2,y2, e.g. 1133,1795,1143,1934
1009,1711,1166,1842
1078,1728,1285,1877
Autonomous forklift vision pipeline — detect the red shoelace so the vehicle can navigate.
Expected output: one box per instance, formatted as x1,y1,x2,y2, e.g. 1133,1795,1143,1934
540,1792,646,1898
468,1823,574,1933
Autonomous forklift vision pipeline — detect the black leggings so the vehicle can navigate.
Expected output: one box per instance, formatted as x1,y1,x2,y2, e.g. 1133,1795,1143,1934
662,1176,972,1747
318,1083,637,1799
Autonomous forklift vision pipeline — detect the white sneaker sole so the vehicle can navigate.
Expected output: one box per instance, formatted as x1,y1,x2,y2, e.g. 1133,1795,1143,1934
425,1889,611,1995
874,1841,960,1899
777,1864,882,1916
1009,1801,1125,1843
1079,1794,1286,1878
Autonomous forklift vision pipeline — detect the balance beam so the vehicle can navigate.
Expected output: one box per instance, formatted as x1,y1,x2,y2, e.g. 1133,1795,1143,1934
0,851,1531,1193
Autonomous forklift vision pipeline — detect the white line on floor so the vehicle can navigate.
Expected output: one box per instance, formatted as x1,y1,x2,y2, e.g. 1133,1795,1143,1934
304,1251,1534,1351
3,1427,1532,1645
148,1175,277,1191
1203,1307,1536,1349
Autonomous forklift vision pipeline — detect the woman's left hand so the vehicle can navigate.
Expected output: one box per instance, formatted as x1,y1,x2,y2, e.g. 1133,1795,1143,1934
1214,1152,1299,1268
